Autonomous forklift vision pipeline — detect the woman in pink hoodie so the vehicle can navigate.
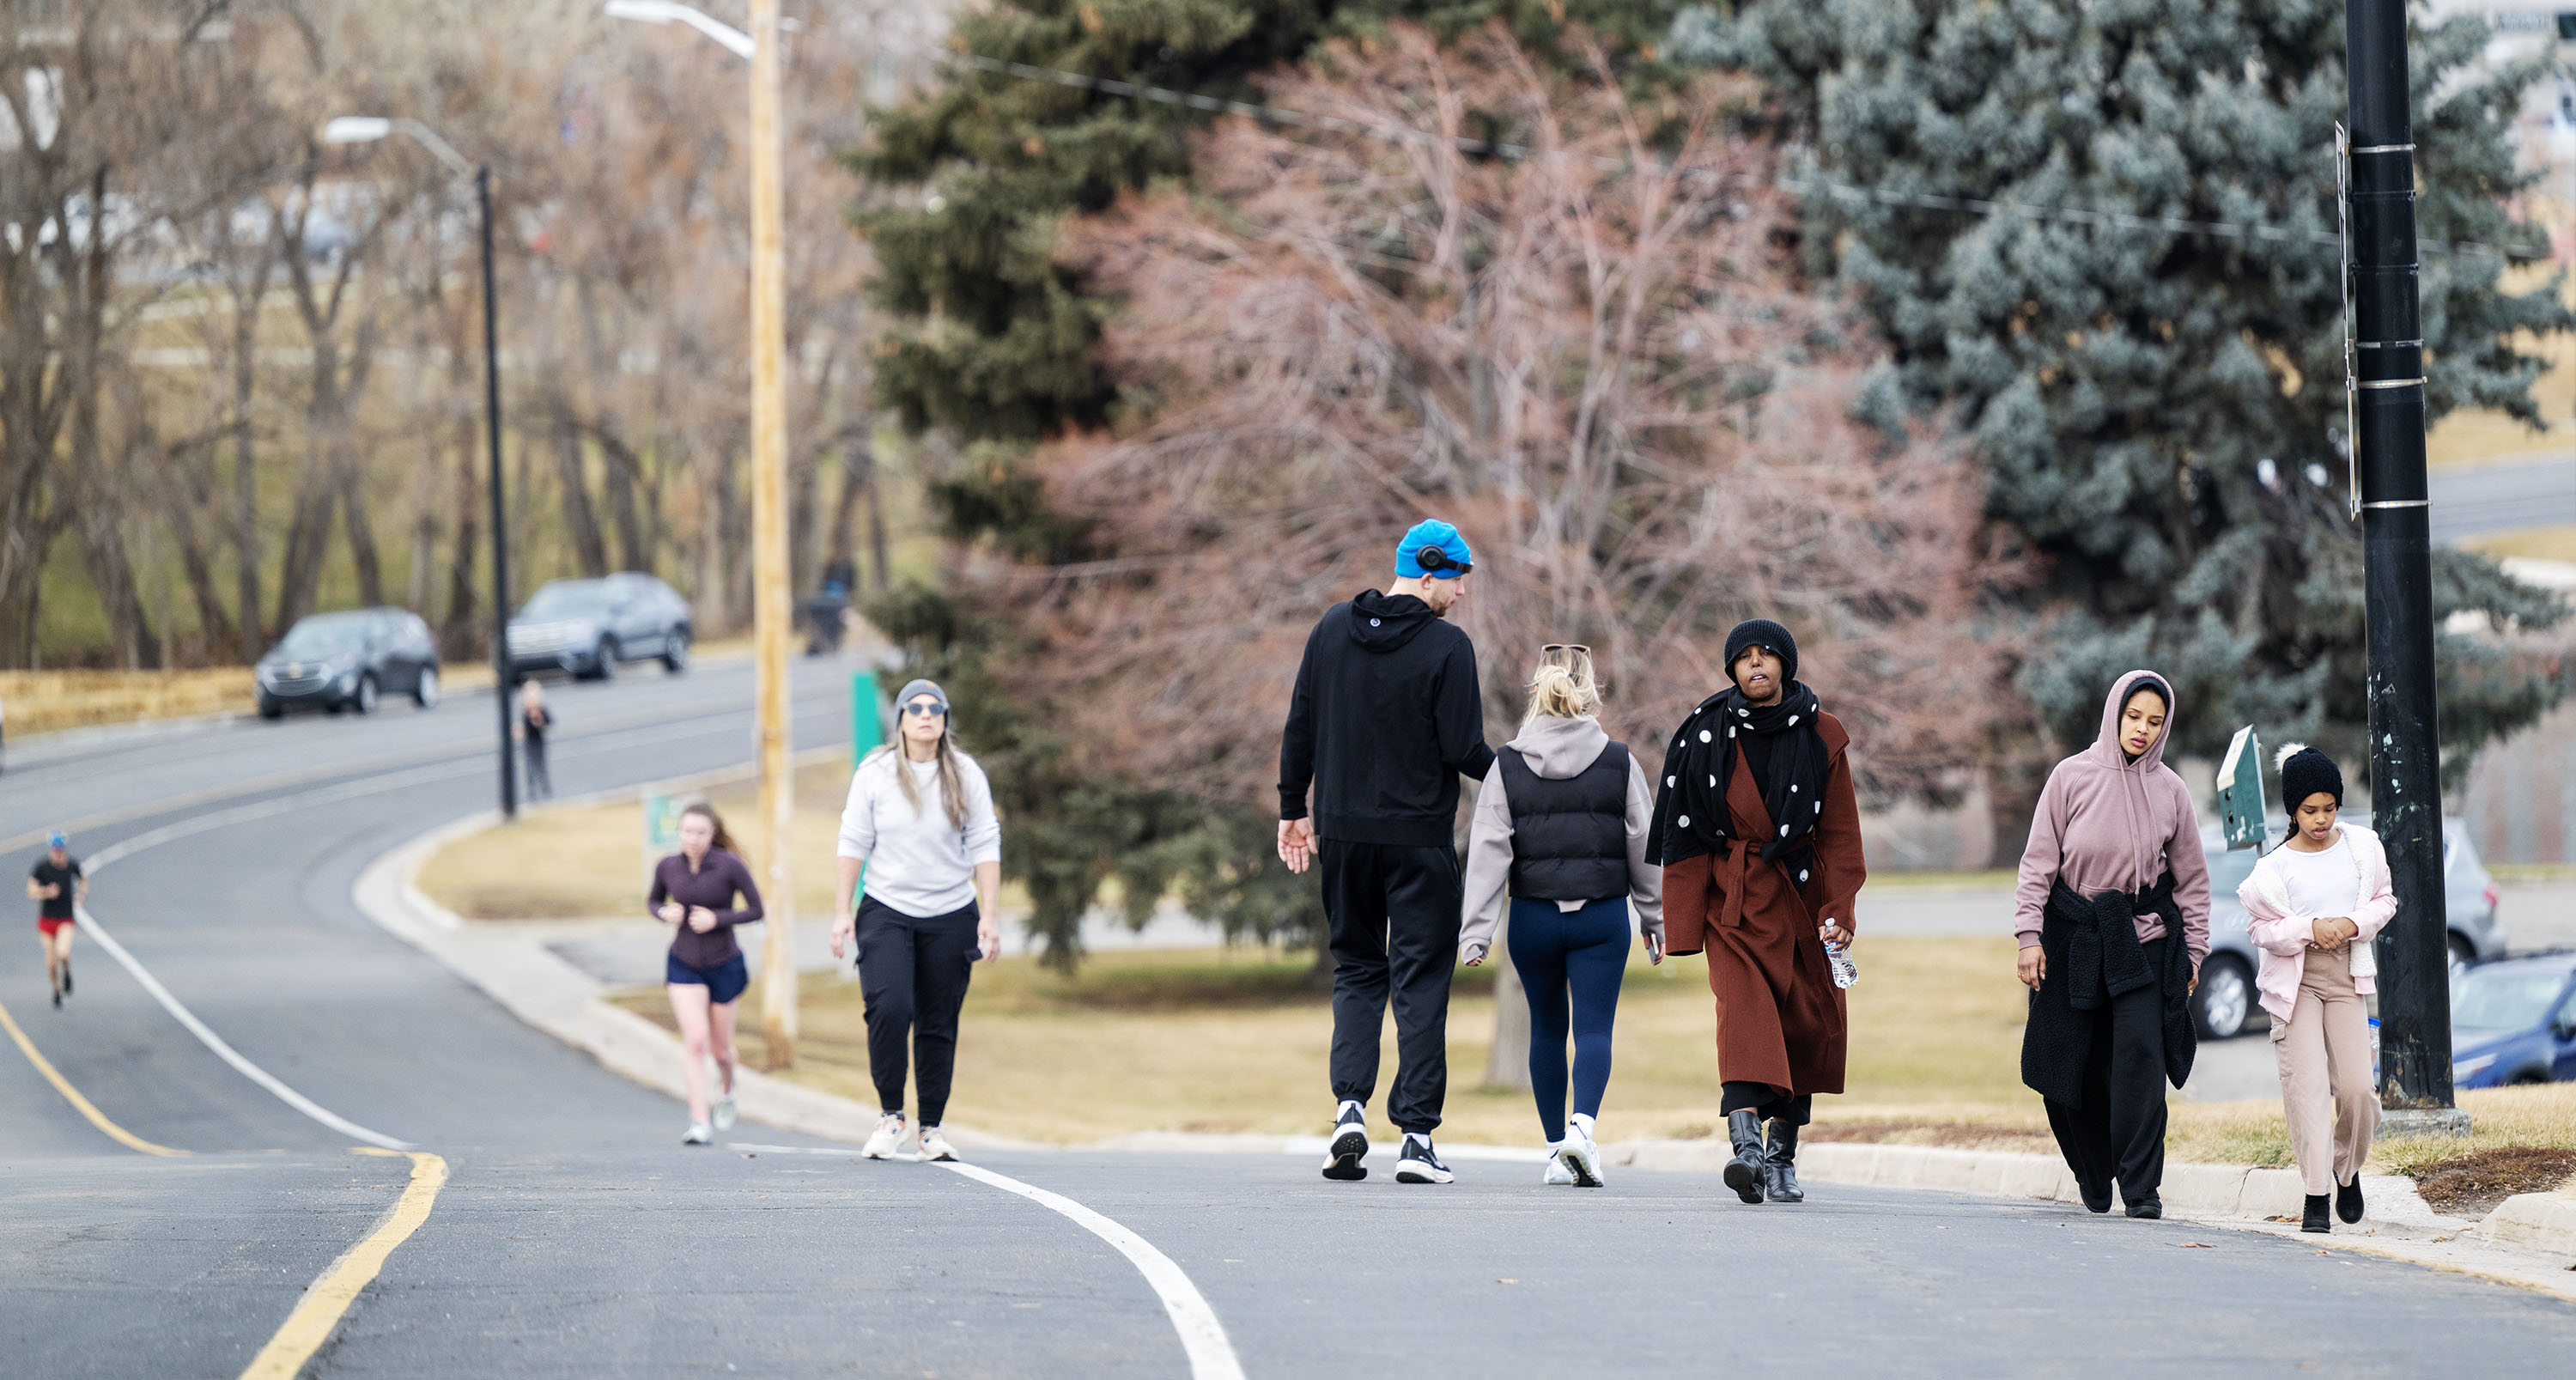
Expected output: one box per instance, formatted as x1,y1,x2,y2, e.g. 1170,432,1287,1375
2238,745,2393,1233
2014,670,2210,1219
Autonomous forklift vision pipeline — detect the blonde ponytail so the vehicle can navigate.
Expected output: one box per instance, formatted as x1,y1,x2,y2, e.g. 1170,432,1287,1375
1523,648,1602,726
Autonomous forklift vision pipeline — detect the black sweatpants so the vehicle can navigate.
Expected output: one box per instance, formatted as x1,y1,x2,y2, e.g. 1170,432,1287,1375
855,896,980,1126
1321,839,1461,1134
2044,938,2171,1207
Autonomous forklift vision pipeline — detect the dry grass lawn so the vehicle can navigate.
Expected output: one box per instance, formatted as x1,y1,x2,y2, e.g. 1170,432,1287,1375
0,667,260,737
416,751,856,920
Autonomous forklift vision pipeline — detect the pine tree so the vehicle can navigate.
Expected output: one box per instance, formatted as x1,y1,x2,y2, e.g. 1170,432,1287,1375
1672,0,2572,799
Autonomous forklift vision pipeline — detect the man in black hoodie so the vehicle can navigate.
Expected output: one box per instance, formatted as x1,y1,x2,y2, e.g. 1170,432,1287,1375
1279,520,1494,1184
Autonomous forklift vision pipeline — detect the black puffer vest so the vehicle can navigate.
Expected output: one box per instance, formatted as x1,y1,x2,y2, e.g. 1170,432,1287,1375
1500,742,1631,902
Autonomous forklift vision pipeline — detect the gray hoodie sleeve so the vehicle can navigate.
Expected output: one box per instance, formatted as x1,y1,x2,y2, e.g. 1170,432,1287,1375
1457,762,1514,965
1625,756,1664,941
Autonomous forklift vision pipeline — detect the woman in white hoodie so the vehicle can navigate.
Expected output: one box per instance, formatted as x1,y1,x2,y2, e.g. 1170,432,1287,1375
1460,646,1663,1188
2238,745,2395,1234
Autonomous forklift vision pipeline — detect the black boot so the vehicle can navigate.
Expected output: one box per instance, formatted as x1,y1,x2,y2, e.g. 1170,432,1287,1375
1762,1118,1804,1203
2336,1176,2365,1225
2302,1194,2331,1233
1722,1110,1765,1205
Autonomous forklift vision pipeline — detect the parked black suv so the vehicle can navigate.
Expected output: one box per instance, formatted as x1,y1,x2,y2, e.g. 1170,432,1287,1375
505,573,693,682
256,609,442,718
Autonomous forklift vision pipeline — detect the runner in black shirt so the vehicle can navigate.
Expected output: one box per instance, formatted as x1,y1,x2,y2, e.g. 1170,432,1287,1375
27,830,82,1008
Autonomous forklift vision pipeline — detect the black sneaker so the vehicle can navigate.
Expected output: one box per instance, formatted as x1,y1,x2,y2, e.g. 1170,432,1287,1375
1322,1103,1368,1182
2124,1195,2161,1220
2336,1176,2365,1225
1394,1134,1454,1185
59,961,69,995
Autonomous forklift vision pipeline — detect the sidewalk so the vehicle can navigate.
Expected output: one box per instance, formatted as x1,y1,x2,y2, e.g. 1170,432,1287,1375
355,814,2576,1304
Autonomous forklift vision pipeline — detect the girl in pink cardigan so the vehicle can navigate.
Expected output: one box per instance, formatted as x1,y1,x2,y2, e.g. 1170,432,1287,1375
2237,745,2396,1233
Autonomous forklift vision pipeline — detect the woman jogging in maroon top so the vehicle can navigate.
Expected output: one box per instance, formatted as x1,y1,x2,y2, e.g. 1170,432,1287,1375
648,802,764,1144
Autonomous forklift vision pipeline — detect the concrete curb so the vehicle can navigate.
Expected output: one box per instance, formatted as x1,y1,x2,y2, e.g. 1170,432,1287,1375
2483,1180,2576,1260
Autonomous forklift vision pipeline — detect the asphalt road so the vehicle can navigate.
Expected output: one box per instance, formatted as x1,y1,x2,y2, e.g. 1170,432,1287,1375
2428,453,2576,543
6,662,2576,1377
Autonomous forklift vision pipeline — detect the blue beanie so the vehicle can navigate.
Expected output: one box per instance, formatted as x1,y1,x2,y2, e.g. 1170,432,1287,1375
1395,520,1474,580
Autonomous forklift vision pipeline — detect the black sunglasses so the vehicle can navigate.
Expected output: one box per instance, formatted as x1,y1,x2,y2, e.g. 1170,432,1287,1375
902,700,947,717
1542,643,1590,656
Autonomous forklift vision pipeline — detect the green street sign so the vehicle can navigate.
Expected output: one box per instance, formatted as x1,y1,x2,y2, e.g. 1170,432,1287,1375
2215,725,2266,850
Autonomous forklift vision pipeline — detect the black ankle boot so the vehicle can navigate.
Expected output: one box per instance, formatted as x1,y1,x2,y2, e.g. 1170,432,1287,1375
1722,1109,1765,1204
2302,1194,2331,1233
1762,1118,1804,1203
2336,1177,2364,1225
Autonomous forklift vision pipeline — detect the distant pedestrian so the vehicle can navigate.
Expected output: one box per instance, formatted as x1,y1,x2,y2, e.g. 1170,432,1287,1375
1651,619,1865,1206
27,830,82,1009
2240,745,2391,1233
830,678,1001,1164
517,679,554,801
1460,646,1662,1188
650,802,764,1145
1279,520,1494,1185
2014,670,2208,1219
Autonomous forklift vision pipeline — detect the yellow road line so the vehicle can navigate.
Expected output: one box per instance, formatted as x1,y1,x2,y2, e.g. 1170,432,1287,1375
239,1148,449,1380
0,993,186,1156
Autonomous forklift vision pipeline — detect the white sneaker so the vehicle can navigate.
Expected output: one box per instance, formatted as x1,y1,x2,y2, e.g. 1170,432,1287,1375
917,1126,959,1162
1542,1143,1577,1185
682,1121,713,1146
712,1093,738,1132
863,1112,907,1159
1558,1128,1604,1188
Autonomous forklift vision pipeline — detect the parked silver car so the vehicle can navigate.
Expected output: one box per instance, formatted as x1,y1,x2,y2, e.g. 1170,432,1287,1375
2193,821,2505,1039
505,573,692,682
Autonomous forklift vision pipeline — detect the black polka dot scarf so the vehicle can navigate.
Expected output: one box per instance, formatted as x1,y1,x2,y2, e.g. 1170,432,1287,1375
1647,678,1830,882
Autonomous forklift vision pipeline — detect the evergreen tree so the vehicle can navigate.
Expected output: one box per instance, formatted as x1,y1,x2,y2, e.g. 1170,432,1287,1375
1672,0,2571,799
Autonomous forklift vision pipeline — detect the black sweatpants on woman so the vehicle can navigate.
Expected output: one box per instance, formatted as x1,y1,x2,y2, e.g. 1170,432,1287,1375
854,896,981,1126
2044,938,2172,1207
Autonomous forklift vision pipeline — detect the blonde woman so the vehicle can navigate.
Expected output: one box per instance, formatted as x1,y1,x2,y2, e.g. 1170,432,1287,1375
1460,646,1663,1187
830,679,1001,1164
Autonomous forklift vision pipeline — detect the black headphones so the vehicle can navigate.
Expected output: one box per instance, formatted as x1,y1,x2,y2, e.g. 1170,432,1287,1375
1414,545,1473,576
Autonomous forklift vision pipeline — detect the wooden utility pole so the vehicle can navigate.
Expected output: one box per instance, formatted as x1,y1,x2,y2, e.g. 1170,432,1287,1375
750,0,797,1069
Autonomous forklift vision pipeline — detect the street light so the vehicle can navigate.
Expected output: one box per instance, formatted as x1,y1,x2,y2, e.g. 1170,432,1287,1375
605,0,799,1068
324,114,517,824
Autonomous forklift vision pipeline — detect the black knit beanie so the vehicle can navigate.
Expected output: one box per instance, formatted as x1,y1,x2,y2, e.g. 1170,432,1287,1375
1723,618,1798,685
2277,745,2343,811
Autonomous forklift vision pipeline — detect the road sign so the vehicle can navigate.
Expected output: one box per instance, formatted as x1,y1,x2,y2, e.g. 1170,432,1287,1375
2215,726,2266,850
643,793,686,881
852,670,884,765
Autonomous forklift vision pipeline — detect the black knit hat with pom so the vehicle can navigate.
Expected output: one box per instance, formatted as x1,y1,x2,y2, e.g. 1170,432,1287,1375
2276,744,2342,810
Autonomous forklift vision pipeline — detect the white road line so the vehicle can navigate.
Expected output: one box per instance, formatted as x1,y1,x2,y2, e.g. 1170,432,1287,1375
936,1161,1247,1380
59,705,817,1152
69,903,413,1151
726,1142,1245,1377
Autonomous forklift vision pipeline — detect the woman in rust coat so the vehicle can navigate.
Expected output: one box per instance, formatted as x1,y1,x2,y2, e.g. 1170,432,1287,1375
1652,619,1866,1205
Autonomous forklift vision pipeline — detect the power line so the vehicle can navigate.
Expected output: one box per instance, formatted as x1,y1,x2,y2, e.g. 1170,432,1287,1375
910,40,2529,262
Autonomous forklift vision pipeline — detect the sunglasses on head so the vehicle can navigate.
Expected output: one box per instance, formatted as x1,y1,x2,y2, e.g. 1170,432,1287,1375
1542,643,1589,656
902,700,947,717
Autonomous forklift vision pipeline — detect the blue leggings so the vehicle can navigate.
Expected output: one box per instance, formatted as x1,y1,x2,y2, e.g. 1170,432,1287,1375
1506,896,1631,1142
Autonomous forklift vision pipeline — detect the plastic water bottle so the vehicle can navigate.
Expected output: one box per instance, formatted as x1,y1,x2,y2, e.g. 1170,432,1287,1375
1824,932,1858,989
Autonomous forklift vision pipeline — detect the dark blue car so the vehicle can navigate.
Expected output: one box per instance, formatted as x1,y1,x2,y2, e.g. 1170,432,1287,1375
2450,952,2576,1089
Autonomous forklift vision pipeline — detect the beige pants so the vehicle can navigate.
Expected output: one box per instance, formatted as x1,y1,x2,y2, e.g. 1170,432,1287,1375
2271,946,2380,1195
